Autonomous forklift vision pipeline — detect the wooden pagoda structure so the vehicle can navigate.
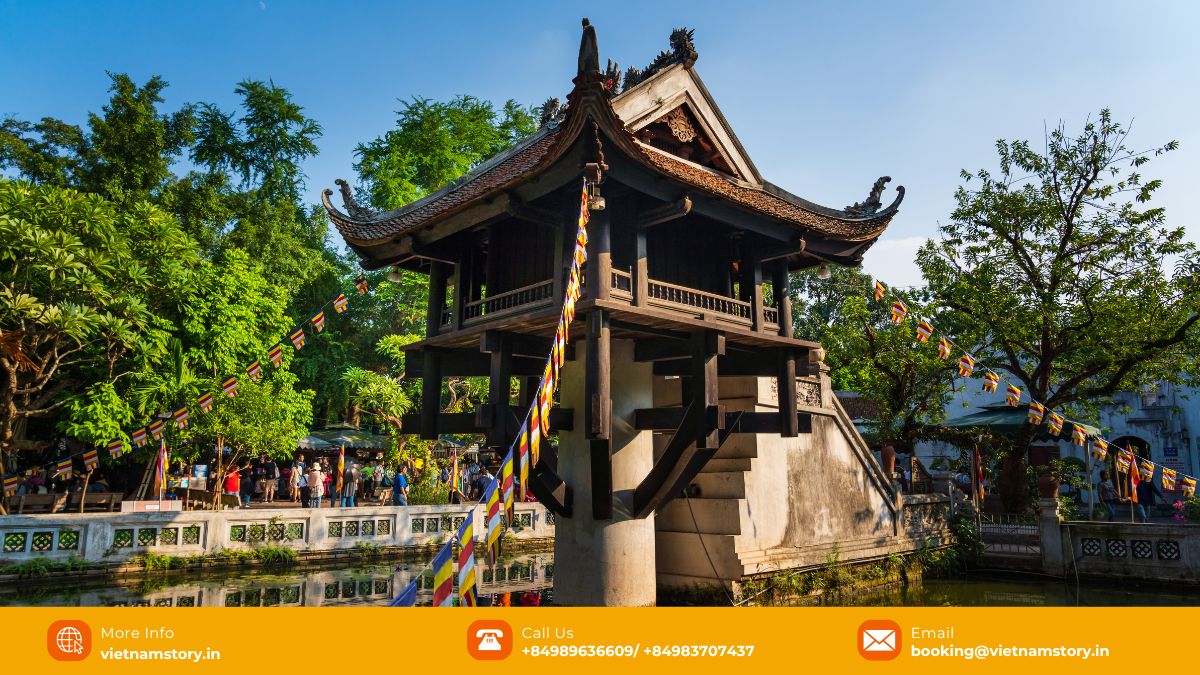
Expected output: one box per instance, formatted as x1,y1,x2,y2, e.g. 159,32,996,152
324,20,901,529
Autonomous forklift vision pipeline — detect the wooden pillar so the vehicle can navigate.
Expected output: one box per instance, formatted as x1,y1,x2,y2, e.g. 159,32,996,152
585,310,611,439
420,350,442,440
425,261,448,338
482,332,513,450
691,331,722,448
772,262,793,338
739,238,764,332
632,226,648,306
585,207,611,300
484,224,500,299
451,249,469,331
777,348,798,437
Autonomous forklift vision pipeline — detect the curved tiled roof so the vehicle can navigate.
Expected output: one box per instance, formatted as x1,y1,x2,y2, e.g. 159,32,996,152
324,124,565,243
635,143,900,241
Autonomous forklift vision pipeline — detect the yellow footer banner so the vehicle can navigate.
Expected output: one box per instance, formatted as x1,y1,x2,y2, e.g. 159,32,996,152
3,607,1173,673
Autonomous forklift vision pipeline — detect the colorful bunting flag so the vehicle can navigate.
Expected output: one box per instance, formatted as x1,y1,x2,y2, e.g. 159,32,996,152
153,440,169,498
1162,467,1177,491
198,392,214,413
958,353,975,377
82,449,98,472
389,579,419,607
1092,437,1109,461
148,420,166,440
430,541,454,607
874,280,887,301
173,406,190,429
107,439,124,459
1129,451,1141,502
333,293,349,314
1139,459,1156,483
1114,449,1132,474
311,311,325,333
1071,423,1087,447
937,338,952,360
354,274,369,295
916,318,934,342
247,361,262,382
1046,411,1064,436
1027,401,1045,425
517,422,530,500
268,344,284,368
501,451,515,523
982,371,999,393
889,299,909,324
1005,384,1022,407
456,518,477,607
223,377,239,397
1183,477,1197,498
529,397,542,466
131,427,148,447
2,475,17,497
55,458,73,479
290,328,306,351
484,480,503,567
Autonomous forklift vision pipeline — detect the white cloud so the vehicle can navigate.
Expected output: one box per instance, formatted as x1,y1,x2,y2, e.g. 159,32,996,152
860,235,928,288
258,1,266,9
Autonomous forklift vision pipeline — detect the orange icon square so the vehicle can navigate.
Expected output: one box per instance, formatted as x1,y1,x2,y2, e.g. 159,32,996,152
48,620,91,661
467,619,513,660
858,619,901,660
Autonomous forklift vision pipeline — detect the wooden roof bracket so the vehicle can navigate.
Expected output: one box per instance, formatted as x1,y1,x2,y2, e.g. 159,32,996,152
504,192,565,229
636,194,692,228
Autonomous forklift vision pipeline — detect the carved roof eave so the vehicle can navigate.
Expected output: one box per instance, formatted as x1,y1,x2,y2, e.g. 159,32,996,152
322,19,903,253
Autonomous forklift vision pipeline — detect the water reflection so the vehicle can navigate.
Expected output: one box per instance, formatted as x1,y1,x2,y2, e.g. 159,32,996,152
818,577,1200,607
0,553,553,608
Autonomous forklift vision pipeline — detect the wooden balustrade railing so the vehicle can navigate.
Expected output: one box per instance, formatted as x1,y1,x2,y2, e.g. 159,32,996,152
610,268,632,299
646,278,753,325
462,280,554,323
763,306,780,327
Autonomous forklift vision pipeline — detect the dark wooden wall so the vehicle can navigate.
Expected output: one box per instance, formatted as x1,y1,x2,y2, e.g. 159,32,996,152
486,218,556,294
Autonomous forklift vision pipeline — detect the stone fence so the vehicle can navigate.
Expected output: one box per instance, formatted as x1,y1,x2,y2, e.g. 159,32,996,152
0,503,554,564
1037,498,1200,584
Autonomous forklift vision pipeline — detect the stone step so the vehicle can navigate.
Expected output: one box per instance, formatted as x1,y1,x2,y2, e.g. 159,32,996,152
689,471,747,500
655,497,743,535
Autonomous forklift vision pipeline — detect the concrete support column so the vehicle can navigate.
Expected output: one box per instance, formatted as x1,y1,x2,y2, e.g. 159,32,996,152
553,338,656,606
1038,497,1065,576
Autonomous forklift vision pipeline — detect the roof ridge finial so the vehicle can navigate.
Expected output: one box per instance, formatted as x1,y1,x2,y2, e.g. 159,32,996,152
578,17,599,78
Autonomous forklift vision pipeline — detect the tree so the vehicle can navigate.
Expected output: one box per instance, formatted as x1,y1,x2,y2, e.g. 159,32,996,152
917,109,1200,508
354,96,538,210
821,289,961,448
0,180,199,481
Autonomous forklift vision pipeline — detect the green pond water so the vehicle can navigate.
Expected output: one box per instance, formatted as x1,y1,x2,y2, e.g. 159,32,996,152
1,556,1195,607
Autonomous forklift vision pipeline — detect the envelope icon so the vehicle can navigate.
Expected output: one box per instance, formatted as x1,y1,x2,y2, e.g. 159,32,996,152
862,629,896,652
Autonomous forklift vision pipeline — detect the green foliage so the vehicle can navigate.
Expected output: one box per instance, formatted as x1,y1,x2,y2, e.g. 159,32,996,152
182,369,313,465
253,545,297,566
354,96,538,210
917,109,1199,508
351,541,382,558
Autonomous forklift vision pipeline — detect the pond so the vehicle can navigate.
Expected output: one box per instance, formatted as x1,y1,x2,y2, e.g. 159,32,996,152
2,556,1196,607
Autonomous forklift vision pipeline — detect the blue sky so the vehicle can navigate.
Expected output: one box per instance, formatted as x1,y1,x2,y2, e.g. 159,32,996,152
3,1,1197,285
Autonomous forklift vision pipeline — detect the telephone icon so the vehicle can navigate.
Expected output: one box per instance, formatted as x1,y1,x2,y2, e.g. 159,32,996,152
476,629,504,651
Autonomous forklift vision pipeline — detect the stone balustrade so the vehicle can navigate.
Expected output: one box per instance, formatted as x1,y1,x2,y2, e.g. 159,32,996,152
0,503,553,564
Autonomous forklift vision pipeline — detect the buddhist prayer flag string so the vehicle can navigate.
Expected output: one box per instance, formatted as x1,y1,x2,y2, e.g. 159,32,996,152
82,449,99,472
5,275,374,481
866,275,1200,502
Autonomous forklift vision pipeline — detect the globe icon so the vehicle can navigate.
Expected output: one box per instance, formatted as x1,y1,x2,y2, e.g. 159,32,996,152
56,627,84,654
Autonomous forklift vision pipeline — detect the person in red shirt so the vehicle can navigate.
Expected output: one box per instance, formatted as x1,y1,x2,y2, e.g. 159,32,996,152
223,468,241,508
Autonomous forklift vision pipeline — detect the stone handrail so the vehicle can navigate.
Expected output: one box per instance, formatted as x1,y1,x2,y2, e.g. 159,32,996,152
825,392,899,515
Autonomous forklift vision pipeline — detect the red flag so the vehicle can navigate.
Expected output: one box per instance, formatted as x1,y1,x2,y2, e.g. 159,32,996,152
1128,448,1140,504
974,446,985,502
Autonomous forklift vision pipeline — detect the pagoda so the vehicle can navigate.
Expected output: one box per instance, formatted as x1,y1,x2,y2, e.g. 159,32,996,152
325,19,903,605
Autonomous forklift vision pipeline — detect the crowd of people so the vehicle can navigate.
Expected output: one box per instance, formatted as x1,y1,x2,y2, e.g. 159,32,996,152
218,455,413,509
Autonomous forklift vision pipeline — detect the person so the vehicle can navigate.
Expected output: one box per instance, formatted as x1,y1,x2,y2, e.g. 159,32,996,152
261,455,279,503
223,468,241,509
290,461,304,503
323,461,336,507
392,465,410,506
1097,470,1122,521
470,467,493,501
361,462,376,500
307,463,324,508
298,467,310,506
378,467,393,504
239,465,254,508
1135,471,1163,522
341,463,360,508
